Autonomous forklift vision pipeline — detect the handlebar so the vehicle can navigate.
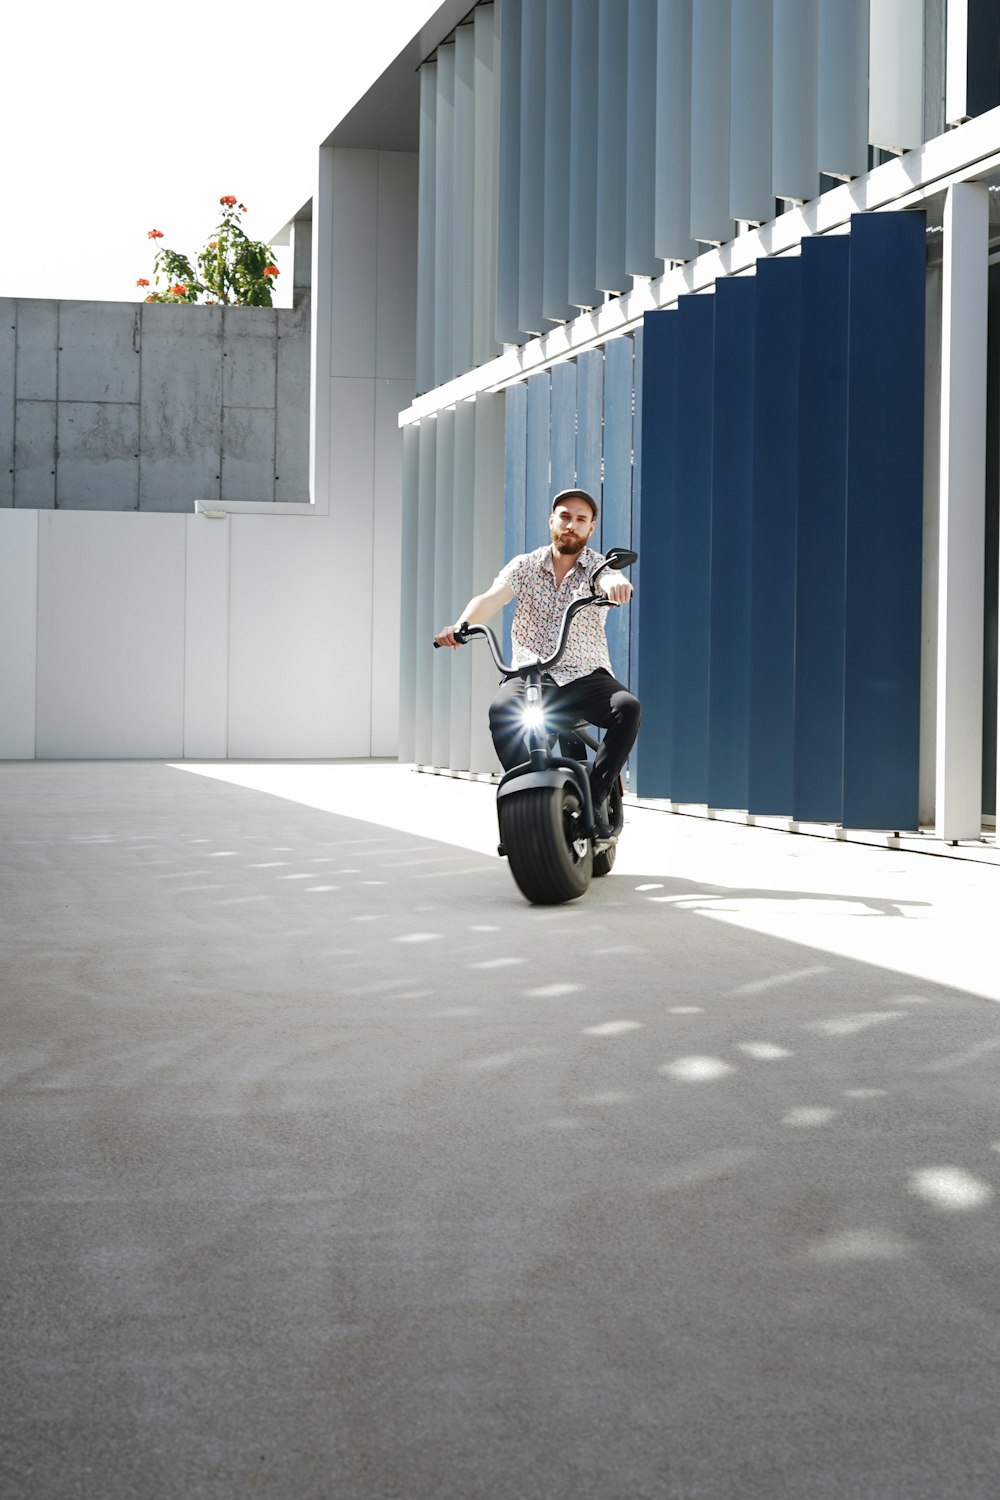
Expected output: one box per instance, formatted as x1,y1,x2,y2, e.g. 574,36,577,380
433,549,636,674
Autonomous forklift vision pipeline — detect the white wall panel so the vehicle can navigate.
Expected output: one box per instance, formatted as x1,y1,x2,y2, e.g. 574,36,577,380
35,511,185,758
946,0,970,124
227,513,344,758
517,1,547,331
870,0,924,150
329,149,379,378
183,513,230,760
818,0,869,179
0,510,38,758
730,0,774,223
773,0,819,202
414,419,438,764
690,0,733,245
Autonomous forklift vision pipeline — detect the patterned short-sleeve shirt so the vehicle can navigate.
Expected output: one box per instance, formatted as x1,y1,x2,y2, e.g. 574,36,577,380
496,545,613,686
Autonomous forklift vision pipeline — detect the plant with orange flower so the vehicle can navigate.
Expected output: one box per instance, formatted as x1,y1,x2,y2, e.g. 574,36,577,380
136,195,279,306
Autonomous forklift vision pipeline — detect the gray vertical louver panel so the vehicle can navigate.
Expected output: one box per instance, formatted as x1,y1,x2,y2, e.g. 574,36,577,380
450,400,476,770
433,43,455,387
626,0,660,277
473,5,501,367
656,0,698,261
773,0,820,202
496,0,523,345
869,0,924,150
397,422,420,762
730,0,774,223
543,0,575,322
431,407,455,768
413,418,437,766
518,0,546,335
470,393,506,772
690,0,733,245
596,0,629,292
416,63,437,395
453,26,476,379
568,0,601,307
818,0,869,178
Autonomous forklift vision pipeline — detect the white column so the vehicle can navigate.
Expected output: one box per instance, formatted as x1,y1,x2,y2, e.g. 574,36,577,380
936,182,988,841
470,393,506,774
309,145,334,510
450,399,476,771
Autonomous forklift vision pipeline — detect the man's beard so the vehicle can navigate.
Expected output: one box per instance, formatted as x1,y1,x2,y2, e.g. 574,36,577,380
554,532,587,555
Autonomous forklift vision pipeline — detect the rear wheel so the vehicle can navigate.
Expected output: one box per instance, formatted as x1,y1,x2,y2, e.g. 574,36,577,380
500,784,593,905
592,776,623,878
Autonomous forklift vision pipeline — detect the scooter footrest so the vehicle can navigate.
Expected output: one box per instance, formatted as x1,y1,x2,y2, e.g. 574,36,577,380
497,843,507,858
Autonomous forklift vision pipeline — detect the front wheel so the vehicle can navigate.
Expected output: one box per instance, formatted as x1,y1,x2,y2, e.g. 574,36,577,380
500,784,593,905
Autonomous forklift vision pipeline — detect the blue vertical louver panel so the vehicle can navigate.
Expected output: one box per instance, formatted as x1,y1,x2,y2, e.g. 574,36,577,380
793,233,850,822
603,337,635,681
568,0,601,308
842,210,926,831
596,0,629,292
496,0,523,345
655,0,697,262
748,256,801,815
503,379,528,650
707,274,756,810
525,372,552,551
518,0,547,336
671,294,715,803
549,360,578,495
634,310,679,797
629,324,644,709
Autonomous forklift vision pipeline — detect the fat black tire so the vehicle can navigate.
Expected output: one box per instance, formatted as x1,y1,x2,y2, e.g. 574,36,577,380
500,784,593,905
593,777,624,878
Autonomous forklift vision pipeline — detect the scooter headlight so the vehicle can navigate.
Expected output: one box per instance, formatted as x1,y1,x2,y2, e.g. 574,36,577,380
521,704,545,730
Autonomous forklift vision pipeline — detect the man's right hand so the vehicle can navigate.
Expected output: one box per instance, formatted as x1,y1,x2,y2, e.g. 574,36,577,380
434,624,465,649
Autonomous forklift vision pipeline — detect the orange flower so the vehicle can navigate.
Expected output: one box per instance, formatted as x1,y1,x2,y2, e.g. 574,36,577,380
263,264,279,277
144,295,155,302
170,284,188,296
219,194,237,207
135,277,150,287
147,228,164,239
209,240,218,249
241,205,248,213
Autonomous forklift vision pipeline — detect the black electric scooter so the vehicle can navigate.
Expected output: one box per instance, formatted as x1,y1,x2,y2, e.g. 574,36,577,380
439,547,637,905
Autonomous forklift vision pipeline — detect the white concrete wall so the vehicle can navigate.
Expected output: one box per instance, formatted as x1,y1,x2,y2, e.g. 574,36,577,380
0,146,419,762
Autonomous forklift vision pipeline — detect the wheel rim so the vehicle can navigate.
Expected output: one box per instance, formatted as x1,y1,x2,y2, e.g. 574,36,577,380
561,789,589,865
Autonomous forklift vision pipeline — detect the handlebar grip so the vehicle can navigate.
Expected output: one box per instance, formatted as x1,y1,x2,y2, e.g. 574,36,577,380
433,622,471,648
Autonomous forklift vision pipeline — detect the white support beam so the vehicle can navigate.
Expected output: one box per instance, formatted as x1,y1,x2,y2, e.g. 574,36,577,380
936,182,988,840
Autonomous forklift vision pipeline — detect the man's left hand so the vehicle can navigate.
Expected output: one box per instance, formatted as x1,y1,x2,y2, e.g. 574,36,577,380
601,577,633,605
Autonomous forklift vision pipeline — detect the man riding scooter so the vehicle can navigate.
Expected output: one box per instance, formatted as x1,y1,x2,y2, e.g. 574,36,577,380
434,488,641,842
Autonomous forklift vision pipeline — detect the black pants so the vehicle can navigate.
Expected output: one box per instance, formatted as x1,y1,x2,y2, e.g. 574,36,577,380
488,669,641,808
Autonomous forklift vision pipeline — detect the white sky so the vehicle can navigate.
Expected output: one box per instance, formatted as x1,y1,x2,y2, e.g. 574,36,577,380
0,1,441,305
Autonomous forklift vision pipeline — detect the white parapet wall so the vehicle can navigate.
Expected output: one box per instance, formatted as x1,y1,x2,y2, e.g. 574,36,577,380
0,146,418,762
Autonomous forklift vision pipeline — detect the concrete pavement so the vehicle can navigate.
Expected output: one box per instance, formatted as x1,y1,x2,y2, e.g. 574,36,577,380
3,759,1000,1500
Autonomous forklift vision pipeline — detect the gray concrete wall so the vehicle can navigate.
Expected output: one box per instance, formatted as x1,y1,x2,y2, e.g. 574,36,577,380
0,298,310,511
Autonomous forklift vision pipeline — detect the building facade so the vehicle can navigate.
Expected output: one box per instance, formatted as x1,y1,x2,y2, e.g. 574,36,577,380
362,0,1000,843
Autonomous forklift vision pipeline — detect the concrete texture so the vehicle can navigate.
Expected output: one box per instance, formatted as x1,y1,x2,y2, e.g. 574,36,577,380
0,299,310,513
3,759,1000,1500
